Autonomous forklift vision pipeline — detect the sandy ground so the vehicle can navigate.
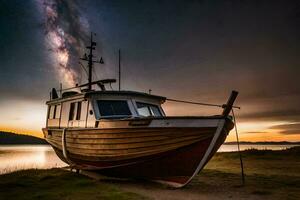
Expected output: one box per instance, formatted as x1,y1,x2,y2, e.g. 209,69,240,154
115,180,269,200
79,170,268,200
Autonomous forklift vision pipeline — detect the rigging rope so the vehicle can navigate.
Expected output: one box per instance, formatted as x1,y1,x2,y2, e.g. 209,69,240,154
79,62,88,78
232,109,245,185
166,98,241,109
92,67,100,80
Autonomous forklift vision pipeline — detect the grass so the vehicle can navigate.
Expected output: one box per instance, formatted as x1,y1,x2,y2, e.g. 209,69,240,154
191,146,300,199
0,147,299,200
205,146,300,176
0,169,148,200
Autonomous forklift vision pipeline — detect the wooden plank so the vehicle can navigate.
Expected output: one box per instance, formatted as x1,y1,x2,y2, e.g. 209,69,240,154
49,128,215,139
49,134,210,150
48,138,206,161
47,136,207,155
49,129,213,144
45,126,216,161
48,127,215,134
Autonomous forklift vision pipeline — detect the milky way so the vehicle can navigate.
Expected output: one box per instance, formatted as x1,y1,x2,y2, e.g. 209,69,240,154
37,0,89,86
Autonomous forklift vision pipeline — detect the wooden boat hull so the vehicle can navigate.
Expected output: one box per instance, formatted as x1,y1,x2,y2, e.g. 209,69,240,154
43,117,233,187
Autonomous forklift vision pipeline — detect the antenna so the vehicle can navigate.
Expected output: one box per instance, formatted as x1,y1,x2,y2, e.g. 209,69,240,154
59,83,62,97
80,32,104,90
118,49,121,91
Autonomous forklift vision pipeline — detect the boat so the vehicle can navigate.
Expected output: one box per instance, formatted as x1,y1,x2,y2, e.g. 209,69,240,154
42,33,238,188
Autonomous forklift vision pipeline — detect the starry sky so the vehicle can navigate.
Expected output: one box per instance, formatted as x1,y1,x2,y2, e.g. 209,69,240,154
0,0,300,141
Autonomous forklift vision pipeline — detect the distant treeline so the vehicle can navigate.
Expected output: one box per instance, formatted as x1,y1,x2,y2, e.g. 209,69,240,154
225,141,300,145
0,131,47,145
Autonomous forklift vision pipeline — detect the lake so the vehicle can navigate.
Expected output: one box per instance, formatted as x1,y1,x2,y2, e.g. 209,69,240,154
0,144,299,175
0,145,66,174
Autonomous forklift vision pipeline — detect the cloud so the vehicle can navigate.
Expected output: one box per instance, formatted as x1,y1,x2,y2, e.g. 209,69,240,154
279,130,300,135
244,131,269,134
269,122,300,135
239,110,300,122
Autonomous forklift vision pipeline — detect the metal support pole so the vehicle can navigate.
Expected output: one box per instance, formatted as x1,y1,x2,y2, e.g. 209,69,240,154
232,109,245,185
118,49,121,91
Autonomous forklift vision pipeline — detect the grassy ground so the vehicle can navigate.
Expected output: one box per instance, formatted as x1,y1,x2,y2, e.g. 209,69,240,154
190,146,300,199
0,169,147,200
0,147,299,200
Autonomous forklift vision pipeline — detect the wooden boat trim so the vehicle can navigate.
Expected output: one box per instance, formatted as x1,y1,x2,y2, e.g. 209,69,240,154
46,117,222,131
157,119,226,188
61,128,75,165
61,128,71,164
183,119,225,187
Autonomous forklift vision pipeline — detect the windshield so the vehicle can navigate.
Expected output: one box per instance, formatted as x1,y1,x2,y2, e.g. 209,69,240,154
97,100,131,118
136,102,162,117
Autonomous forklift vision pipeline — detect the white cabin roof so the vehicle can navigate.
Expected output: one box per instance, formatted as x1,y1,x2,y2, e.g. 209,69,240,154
46,90,166,105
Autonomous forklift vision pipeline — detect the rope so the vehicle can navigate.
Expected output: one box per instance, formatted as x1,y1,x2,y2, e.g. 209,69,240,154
167,98,223,108
92,66,103,90
166,98,241,109
232,109,245,185
93,67,99,80
79,62,88,77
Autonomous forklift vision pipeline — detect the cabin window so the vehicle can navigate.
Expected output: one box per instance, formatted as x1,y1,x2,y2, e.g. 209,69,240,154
53,105,57,119
69,102,76,120
80,101,88,120
68,101,85,121
55,104,61,119
136,102,162,117
49,106,55,119
97,100,131,117
76,102,82,120
49,104,61,119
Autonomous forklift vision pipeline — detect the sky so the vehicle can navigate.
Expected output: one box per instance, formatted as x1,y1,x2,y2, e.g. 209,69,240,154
0,0,299,142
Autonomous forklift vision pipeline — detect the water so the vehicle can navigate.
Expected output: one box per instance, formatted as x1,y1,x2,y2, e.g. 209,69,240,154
0,144,299,175
218,144,299,152
0,145,66,175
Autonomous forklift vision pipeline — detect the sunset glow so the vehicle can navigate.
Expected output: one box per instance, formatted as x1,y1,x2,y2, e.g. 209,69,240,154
0,100,46,138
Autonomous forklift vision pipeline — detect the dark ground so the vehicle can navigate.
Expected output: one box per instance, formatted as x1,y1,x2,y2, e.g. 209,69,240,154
0,147,299,200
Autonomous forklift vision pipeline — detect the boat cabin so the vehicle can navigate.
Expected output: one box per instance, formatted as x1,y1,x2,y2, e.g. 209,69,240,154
46,90,166,129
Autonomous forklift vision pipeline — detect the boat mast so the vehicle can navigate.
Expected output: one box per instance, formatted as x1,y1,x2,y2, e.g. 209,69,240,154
80,32,103,91
87,32,94,90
